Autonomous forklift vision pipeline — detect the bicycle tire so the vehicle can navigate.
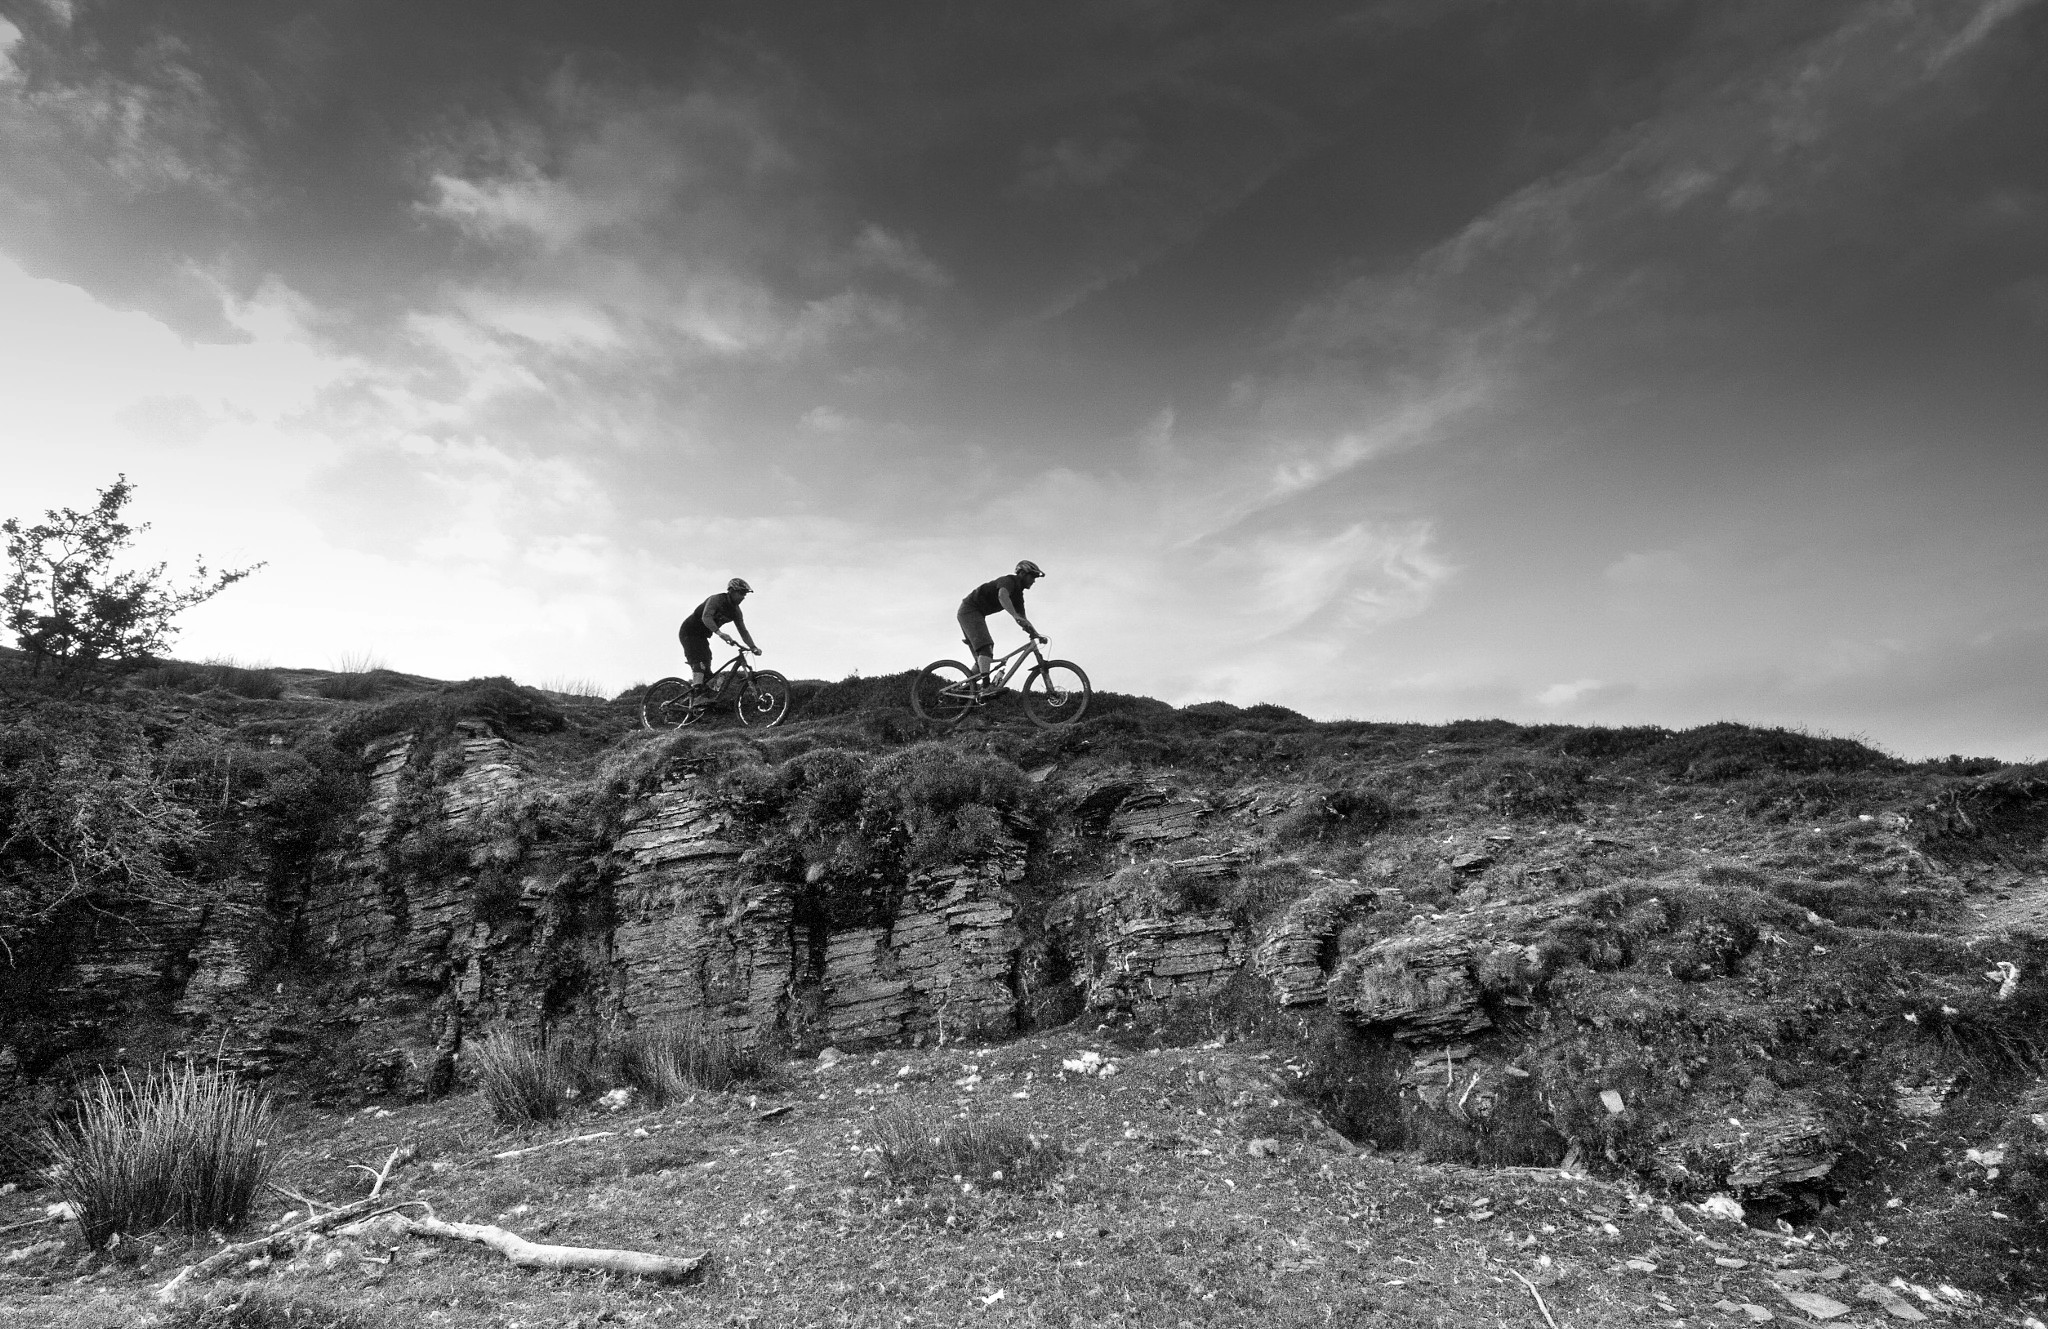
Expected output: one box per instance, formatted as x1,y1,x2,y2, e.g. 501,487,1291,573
641,677,702,730
1022,659,1091,728
911,660,977,728
737,670,791,729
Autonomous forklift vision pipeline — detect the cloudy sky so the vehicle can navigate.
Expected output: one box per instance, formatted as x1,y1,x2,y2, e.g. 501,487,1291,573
2,1,2044,758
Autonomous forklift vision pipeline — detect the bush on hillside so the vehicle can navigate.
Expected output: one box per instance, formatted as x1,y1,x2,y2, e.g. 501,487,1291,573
863,743,1035,870
131,658,285,700
1655,723,1897,781
1274,784,1403,845
333,676,565,752
41,1063,274,1250
0,718,205,958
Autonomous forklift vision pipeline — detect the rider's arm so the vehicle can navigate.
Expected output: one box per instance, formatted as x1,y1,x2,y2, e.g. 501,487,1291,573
997,586,1039,639
728,605,759,652
700,600,724,635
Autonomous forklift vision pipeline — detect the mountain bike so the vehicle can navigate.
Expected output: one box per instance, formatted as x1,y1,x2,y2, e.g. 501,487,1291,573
910,637,1090,730
642,648,791,729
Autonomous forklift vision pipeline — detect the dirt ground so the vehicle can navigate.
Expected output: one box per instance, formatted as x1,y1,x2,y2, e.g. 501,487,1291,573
1,1030,2037,1329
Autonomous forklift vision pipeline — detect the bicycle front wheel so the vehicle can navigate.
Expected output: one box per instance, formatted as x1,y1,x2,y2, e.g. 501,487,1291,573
641,677,701,730
1022,659,1091,728
911,660,976,728
737,670,791,728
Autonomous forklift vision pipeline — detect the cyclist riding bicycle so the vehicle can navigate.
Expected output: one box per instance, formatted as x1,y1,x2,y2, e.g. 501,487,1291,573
680,577,761,695
959,560,1045,691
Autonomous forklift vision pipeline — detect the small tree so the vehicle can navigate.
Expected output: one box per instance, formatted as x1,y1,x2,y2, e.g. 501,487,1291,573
1,475,262,672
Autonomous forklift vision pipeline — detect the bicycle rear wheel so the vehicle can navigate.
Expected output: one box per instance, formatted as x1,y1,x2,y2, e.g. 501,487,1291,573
1022,659,1091,728
641,677,702,729
737,670,791,728
911,660,976,728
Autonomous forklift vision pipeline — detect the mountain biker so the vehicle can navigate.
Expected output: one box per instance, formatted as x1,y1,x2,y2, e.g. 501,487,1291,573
959,560,1044,690
680,578,761,693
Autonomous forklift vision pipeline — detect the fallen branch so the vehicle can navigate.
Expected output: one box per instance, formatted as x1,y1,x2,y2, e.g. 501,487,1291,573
0,1214,60,1237
349,1145,415,1195
267,1181,338,1215
156,1195,385,1302
1510,1268,1560,1329
491,1131,616,1161
158,1146,414,1303
393,1209,705,1282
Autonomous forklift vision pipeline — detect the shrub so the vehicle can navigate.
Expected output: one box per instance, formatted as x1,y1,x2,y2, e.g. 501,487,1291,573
131,658,285,700
333,676,565,750
2,475,262,673
1657,723,1896,782
862,742,1033,870
621,1017,769,1100
467,1027,572,1125
867,1105,1063,1189
40,1063,274,1249
0,718,206,960
1275,784,1402,845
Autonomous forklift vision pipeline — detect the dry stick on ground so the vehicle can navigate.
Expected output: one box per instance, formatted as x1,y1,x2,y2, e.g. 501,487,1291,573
1509,1268,1561,1329
0,1214,61,1237
383,1205,706,1283
157,1146,411,1303
490,1130,616,1161
155,1195,385,1303
348,1143,416,1193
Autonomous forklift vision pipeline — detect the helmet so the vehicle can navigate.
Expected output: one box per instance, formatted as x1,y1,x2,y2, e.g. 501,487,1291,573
1015,560,1044,579
727,577,753,594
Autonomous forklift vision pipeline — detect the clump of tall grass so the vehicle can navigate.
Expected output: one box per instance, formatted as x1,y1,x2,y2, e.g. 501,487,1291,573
867,1105,1063,1189
534,676,611,701
40,1063,274,1249
621,1017,768,1100
466,1026,573,1125
315,651,389,701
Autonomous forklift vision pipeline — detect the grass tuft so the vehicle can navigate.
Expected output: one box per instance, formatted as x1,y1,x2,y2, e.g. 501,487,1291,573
621,1017,770,1100
40,1063,274,1250
867,1105,1064,1190
467,1026,573,1126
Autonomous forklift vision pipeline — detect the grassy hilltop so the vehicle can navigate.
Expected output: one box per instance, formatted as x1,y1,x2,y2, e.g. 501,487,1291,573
1,651,2045,1327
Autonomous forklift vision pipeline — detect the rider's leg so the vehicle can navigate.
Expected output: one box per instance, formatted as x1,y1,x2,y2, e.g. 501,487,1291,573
681,624,713,693
958,605,995,679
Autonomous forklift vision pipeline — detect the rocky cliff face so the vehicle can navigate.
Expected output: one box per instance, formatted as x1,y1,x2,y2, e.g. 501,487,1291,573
7,681,2047,1223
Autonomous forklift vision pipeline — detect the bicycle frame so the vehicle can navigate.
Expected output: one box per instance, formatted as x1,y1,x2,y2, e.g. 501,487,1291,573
976,638,1048,690
701,649,757,689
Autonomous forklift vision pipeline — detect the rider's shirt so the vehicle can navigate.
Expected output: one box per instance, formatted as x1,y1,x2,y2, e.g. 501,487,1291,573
685,593,747,636
964,575,1026,619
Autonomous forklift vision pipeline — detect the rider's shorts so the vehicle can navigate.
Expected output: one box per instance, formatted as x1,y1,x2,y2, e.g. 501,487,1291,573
679,619,713,673
957,599,994,659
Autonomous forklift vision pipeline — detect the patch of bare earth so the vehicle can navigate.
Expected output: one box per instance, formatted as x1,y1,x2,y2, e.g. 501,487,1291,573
0,1032,2028,1328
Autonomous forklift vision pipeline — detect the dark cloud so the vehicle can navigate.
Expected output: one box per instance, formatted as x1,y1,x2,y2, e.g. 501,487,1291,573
3,0,2044,753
